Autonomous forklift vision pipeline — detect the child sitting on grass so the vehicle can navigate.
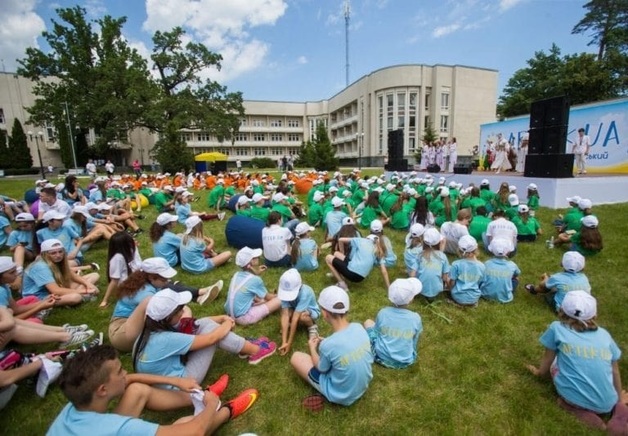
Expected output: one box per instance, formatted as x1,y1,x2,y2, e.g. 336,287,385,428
291,222,319,272
363,278,423,369
527,291,628,432
290,285,374,406
404,223,424,277
525,251,591,312
448,235,485,307
180,216,231,274
277,269,320,356
480,238,520,304
417,228,450,303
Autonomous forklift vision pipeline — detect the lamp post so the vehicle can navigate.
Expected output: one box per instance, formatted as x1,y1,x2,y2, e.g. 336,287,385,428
63,101,78,169
27,130,46,179
357,132,364,170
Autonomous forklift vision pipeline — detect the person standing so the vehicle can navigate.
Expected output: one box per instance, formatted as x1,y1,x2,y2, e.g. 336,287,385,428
573,128,590,175
490,133,511,174
448,138,458,173
85,159,97,179
236,159,242,171
132,159,141,178
105,160,115,177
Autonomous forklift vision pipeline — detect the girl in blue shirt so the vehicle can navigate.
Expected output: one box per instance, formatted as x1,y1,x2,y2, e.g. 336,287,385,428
404,223,424,277
291,222,319,272
180,216,231,274
418,228,450,302
37,210,81,266
448,235,485,307
7,212,36,270
369,219,397,267
527,291,628,432
150,213,182,266
326,236,388,290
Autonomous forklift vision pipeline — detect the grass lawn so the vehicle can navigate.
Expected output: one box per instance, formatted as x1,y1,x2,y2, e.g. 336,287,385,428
1,173,626,435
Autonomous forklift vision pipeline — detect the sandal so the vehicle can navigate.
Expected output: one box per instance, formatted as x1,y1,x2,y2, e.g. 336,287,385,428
525,284,537,295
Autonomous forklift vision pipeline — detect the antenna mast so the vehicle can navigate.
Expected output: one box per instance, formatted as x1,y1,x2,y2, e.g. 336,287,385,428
344,0,350,87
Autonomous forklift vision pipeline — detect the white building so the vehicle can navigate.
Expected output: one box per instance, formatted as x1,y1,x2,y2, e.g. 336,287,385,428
0,64,497,169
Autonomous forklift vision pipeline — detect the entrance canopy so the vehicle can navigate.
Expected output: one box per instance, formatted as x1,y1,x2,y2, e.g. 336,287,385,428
195,152,228,162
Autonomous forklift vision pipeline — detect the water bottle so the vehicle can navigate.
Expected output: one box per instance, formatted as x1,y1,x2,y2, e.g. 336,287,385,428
548,236,555,249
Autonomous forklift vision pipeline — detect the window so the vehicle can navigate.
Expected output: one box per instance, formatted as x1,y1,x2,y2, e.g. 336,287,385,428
239,118,247,126
0,108,4,124
398,116,405,128
197,132,210,141
235,133,248,141
235,148,247,156
45,122,56,141
397,93,405,108
288,134,300,142
287,119,300,128
180,132,192,142
441,93,450,110
387,94,393,108
424,88,431,111
387,117,393,130
440,115,449,133
253,133,265,142
270,119,283,127
254,148,265,156
270,133,283,141
409,116,416,128
273,148,283,155
252,119,265,127
409,93,417,108
409,137,416,152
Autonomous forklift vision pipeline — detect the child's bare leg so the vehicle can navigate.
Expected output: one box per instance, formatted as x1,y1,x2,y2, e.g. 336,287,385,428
290,351,315,381
298,312,314,327
557,397,606,430
211,251,232,268
117,382,192,416
325,254,344,283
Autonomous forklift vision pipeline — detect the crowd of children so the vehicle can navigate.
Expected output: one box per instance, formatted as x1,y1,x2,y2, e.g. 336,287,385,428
0,167,622,434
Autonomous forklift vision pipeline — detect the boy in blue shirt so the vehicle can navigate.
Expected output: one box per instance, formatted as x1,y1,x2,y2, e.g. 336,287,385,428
364,278,423,368
481,238,521,303
290,285,374,406
277,269,321,356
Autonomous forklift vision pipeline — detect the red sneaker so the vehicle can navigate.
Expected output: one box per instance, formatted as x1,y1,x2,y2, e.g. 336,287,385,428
206,374,229,396
225,388,259,420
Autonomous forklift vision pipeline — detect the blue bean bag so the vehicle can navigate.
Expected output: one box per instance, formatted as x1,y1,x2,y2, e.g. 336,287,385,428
225,215,264,249
227,194,242,213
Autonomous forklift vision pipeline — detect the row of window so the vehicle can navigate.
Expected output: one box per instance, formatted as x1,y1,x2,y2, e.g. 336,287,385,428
181,133,301,142
240,118,301,128
200,147,300,156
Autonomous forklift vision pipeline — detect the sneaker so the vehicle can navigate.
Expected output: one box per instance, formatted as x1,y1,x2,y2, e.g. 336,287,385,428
239,336,270,359
133,228,144,236
60,330,95,349
197,280,224,306
225,388,259,420
36,308,52,321
136,214,145,220
90,262,100,272
320,242,333,250
248,340,276,365
81,332,104,351
308,324,319,339
63,323,89,334
218,212,226,221
206,374,229,396
525,284,538,295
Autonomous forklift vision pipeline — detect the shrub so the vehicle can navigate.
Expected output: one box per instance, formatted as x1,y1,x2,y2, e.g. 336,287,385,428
3,168,42,176
250,157,276,169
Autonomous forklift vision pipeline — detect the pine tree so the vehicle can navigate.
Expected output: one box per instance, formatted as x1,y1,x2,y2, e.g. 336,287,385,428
0,130,9,169
312,122,339,171
298,140,316,168
8,119,33,169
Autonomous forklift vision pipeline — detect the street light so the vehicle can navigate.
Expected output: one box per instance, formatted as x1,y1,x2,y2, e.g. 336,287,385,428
357,132,364,170
27,130,46,179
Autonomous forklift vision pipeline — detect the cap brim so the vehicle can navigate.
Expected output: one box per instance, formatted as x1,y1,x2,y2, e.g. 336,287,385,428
160,266,178,279
175,290,193,305
250,248,263,258
278,288,299,302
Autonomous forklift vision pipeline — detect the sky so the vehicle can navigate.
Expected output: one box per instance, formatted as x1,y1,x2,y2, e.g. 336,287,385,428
0,0,595,103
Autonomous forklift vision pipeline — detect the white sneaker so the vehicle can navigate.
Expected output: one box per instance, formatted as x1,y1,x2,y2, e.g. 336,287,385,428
63,323,89,334
308,324,319,339
198,280,223,305
218,212,226,221
60,330,95,349
36,358,63,398
320,242,333,250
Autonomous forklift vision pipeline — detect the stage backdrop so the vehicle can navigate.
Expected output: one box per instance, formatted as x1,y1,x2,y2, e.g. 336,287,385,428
480,98,628,174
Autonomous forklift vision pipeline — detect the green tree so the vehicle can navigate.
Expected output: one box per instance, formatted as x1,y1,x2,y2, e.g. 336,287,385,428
0,130,9,169
422,123,438,144
298,140,316,168
572,0,628,61
312,122,338,171
151,124,195,173
8,120,33,169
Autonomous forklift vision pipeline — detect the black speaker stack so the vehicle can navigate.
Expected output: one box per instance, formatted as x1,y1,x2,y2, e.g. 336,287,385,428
386,129,407,171
525,96,573,178
453,164,472,174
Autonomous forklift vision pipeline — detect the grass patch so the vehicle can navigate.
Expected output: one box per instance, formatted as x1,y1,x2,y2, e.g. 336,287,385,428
0,174,624,435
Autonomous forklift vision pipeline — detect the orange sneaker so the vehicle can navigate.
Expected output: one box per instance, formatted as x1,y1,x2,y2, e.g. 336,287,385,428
225,388,259,420
206,374,229,396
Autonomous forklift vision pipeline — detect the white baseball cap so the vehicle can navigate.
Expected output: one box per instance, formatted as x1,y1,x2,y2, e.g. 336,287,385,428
40,239,64,253
566,195,581,204
508,194,519,206
252,193,267,203
423,228,442,246
235,247,263,268
0,256,17,274
578,198,593,210
84,202,98,211
329,186,339,193
480,179,490,186
318,285,350,314
342,217,355,226
277,268,302,302
517,204,529,214
313,191,325,202
581,215,599,228
295,222,314,236
98,203,113,211
409,223,425,238
562,251,585,273
458,235,478,253
388,278,422,306
162,185,174,192
141,258,177,278
439,187,450,198
42,210,66,223
237,196,253,206
72,206,90,219
146,289,192,321
508,185,517,193
370,219,383,233
527,183,538,190
488,238,513,257
386,184,395,192
185,216,202,234
331,197,344,208
15,213,35,222
561,290,596,321
156,213,178,226
272,193,286,203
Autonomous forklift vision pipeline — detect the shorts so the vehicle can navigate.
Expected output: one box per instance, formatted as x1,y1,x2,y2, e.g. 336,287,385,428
265,255,291,268
108,317,134,352
235,304,271,326
307,367,324,393
332,257,365,283
0,384,18,410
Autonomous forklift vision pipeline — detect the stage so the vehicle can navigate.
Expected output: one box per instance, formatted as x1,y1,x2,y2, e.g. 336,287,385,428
384,170,628,209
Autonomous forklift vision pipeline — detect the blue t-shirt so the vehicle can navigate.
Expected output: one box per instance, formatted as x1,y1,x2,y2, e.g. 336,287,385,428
7,229,33,251
377,236,397,267
47,403,158,436
37,226,79,257
546,271,591,311
180,237,212,274
153,231,182,267
21,259,55,300
136,330,194,379
0,215,10,248
318,323,374,406
175,203,192,224
224,271,268,318
480,257,521,303
347,238,376,278
280,284,320,320
449,258,485,305
88,190,104,203
403,238,422,275
371,306,422,368
417,251,451,298
540,321,620,413
112,284,158,318
325,210,348,238
294,238,319,272
0,283,11,307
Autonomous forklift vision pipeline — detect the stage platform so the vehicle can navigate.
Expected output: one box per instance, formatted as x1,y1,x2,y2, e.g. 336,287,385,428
384,170,628,209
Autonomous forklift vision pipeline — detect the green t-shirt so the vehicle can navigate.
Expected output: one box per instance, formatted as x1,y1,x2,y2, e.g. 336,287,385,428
153,191,172,211
570,232,601,256
236,209,252,217
208,185,225,208
360,205,383,228
308,203,324,226
527,195,539,210
390,203,412,230
564,209,584,232
272,203,293,223
250,205,270,222
512,216,541,236
381,193,399,215
468,215,491,242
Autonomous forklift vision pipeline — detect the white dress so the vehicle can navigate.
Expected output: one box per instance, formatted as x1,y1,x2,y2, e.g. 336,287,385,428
491,140,512,172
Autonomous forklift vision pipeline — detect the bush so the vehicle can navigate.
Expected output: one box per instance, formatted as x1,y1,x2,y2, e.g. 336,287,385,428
250,157,276,169
2,168,41,176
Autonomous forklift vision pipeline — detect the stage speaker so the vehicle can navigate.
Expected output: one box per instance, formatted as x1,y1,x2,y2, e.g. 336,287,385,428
386,158,407,172
388,129,404,159
543,125,568,154
453,164,472,174
529,102,545,129
529,96,570,128
528,128,544,154
427,164,440,173
524,153,574,178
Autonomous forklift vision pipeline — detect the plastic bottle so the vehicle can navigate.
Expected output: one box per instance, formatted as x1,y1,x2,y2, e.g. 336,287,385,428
548,236,555,249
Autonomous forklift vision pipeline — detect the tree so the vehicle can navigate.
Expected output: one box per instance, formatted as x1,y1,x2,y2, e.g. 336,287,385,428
497,44,617,117
312,122,338,171
8,120,33,169
297,140,316,168
151,124,195,173
416,123,438,162
0,130,9,169
572,0,628,61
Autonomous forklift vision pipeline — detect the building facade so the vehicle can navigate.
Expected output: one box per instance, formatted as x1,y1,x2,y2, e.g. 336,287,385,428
0,64,497,169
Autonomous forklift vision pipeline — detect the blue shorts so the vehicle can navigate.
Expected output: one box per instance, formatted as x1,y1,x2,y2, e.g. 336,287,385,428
307,367,323,393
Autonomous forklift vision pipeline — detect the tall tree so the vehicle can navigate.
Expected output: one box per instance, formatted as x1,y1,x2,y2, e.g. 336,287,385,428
312,122,338,171
0,130,9,169
297,140,316,168
572,0,628,60
8,120,33,169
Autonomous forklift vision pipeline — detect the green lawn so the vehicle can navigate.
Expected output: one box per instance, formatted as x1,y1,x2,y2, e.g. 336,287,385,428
1,174,625,435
